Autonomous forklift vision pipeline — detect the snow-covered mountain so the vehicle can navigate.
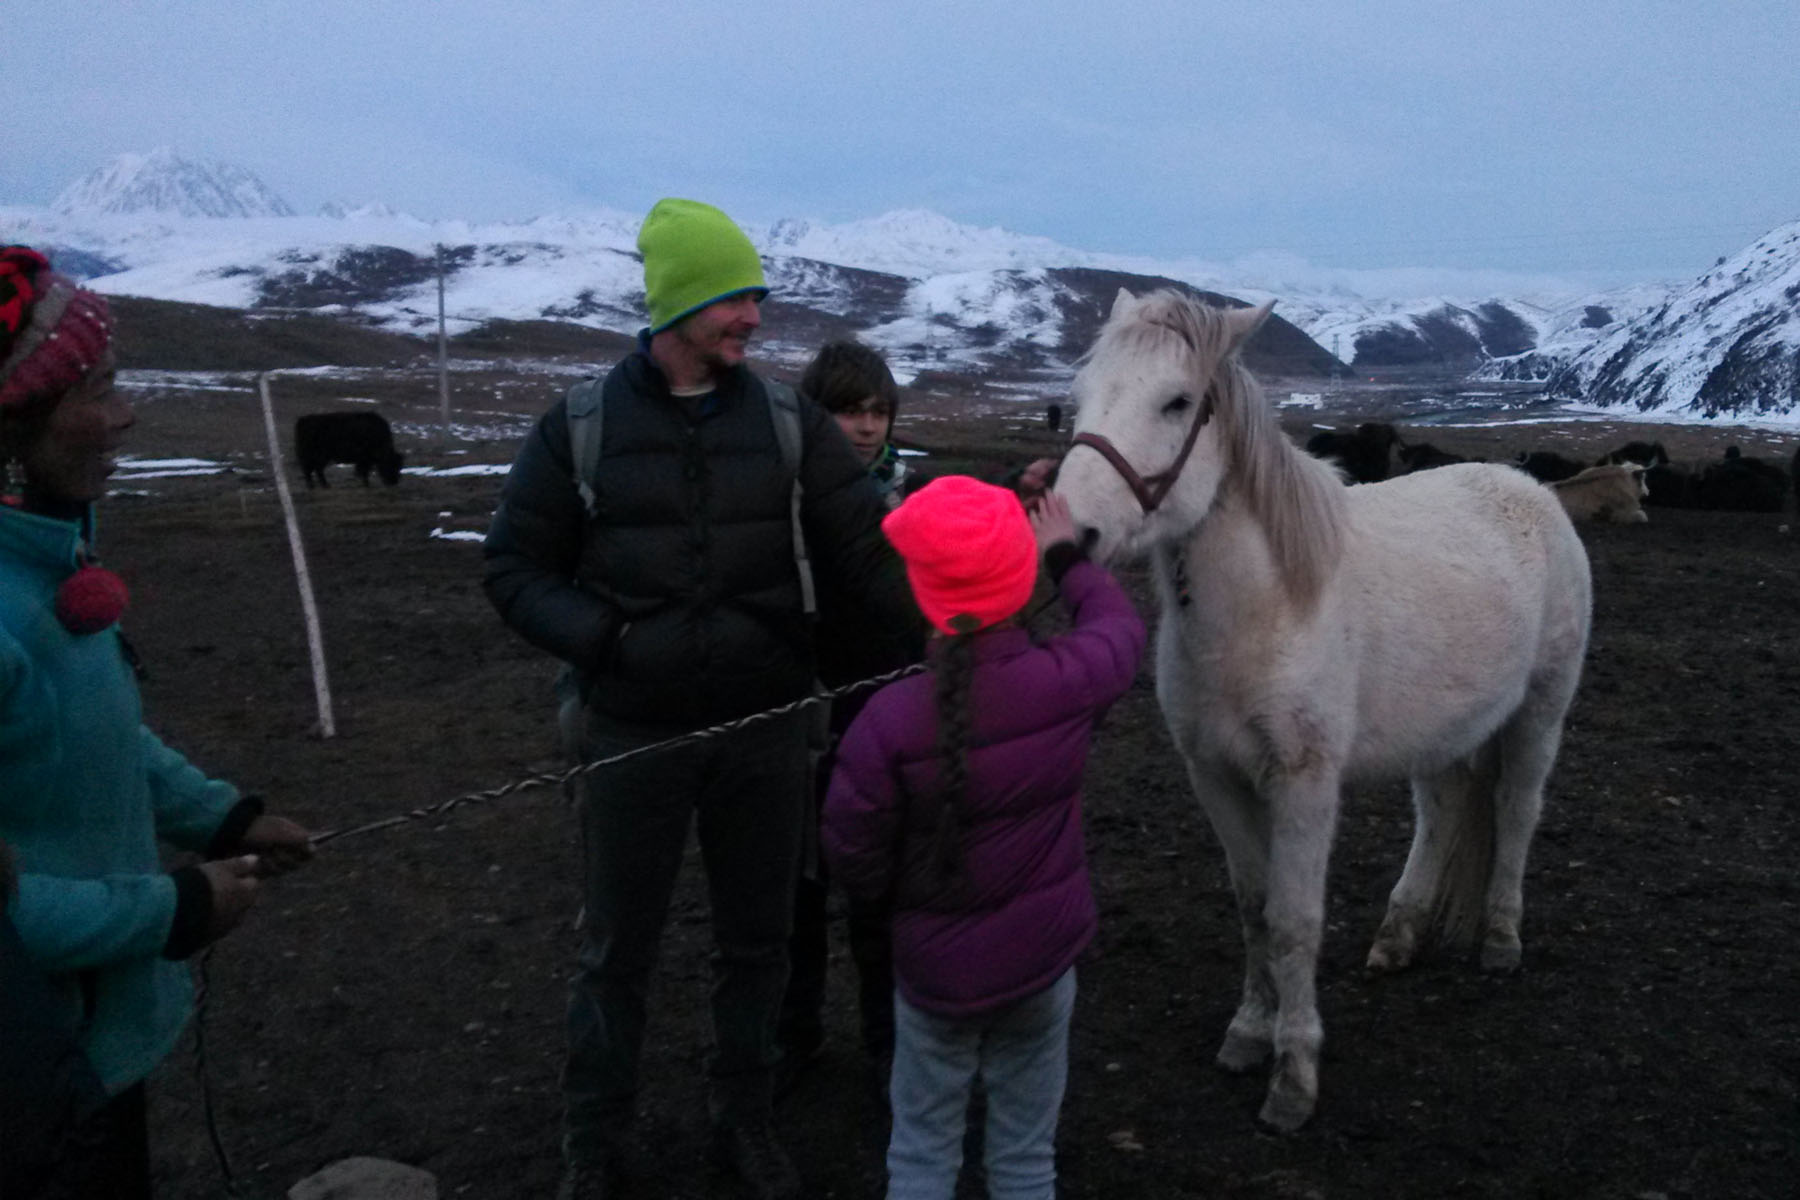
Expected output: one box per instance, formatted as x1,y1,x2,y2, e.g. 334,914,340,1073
54,147,296,219
19,149,1794,417
1300,288,1669,374
1537,220,1800,419
1,154,1352,383
1472,284,1676,384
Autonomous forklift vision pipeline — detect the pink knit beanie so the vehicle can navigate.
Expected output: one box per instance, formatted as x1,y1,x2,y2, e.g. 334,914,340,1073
882,475,1038,635
0,246,114,411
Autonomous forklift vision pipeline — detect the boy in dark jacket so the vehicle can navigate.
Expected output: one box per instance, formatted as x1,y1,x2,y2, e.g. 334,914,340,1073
801,338,910,506
777,340,922,1100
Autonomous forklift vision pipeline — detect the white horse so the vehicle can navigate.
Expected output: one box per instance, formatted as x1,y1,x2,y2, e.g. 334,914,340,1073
1054,290,1592,1131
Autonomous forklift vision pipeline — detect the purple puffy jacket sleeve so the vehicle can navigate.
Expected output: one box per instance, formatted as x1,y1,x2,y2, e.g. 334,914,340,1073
1050,557,1147,708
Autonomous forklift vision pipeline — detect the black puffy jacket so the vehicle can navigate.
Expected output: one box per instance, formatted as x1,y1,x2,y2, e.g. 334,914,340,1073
483,349,915,726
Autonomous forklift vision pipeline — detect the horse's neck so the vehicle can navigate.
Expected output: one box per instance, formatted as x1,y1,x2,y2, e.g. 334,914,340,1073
1203,431,1345,612
1155,499,1250,594
1155,494,1304,635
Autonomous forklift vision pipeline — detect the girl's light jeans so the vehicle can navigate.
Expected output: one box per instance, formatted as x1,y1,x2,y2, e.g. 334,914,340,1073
886,968,1075,1200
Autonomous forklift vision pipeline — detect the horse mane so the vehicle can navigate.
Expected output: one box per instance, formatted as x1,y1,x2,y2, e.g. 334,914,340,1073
1105,290,1347,605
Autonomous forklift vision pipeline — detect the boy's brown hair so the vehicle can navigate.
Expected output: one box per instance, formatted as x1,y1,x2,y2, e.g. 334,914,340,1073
800,339,898,416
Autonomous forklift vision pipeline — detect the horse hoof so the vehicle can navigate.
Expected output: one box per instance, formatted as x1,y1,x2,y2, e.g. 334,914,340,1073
1217,1030,1271,1073
1365,939,1414,974
1480,933,1522,973
1257,1078,1316,1133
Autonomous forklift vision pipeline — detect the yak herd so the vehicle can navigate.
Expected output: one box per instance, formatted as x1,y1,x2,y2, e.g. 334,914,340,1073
1303,422,1798,524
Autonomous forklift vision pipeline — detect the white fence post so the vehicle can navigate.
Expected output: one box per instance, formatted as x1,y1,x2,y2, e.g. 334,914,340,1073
257,373,336,739
437,244,452,448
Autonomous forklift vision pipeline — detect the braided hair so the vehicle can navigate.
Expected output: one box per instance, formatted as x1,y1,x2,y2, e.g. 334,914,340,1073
928,628,978,883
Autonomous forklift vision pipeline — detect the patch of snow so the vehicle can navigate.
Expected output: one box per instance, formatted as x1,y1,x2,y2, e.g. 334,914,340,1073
113,455,231,478
117,457,223,470
405,464,512,477
113,466,231,479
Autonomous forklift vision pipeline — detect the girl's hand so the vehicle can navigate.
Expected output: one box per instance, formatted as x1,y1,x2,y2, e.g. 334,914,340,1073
1030,491,1078,553
1013,457,1059,504
199,856,262,944
239,814,315,876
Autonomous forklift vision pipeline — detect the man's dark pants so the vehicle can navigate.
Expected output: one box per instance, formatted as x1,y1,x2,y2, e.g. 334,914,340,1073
782,856,895,1060
564,706,809,1164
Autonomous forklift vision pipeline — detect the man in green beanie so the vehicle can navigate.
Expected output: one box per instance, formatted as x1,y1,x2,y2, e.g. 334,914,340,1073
484,198,916,1200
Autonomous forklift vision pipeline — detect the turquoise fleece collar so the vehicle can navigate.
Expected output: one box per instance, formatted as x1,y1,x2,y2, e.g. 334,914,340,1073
0,502,88,571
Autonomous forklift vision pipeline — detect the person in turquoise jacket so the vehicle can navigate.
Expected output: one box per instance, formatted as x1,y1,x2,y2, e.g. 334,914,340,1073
0,245,314,1198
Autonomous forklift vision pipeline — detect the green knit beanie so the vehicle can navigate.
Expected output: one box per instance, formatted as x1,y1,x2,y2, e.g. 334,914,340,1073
638,198,769,334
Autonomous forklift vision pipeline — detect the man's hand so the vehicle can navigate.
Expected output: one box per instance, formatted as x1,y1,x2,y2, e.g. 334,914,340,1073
238,814,315,876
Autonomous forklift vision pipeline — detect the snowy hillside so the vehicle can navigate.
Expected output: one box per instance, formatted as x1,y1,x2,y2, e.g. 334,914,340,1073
29,148,1799,407
764,210,1109,279
0,153,1349,382
1542,221,1800,419
1473,284,1675,383
1284,286,1672,374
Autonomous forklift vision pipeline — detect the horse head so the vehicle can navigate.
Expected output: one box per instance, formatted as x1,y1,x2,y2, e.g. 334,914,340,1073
1056,288,1272,564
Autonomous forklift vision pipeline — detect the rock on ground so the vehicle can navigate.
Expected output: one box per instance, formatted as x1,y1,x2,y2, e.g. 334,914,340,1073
288,1156,437,1200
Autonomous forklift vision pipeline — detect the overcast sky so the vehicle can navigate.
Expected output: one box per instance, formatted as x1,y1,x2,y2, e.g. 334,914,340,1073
7,1,1797,287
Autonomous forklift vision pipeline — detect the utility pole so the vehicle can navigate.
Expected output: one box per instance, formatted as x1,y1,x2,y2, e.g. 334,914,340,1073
436,244,451,448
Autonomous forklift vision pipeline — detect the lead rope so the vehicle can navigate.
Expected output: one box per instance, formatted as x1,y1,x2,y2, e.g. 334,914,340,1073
193,946,243,1197
308,660,928,847
1170,545,1193,608
309,580,1070,846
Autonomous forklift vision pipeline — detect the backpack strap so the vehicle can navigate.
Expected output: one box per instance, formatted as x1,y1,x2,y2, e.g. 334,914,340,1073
565,372,816,616
565,376,606,518
764,380,803,476
765,381,817,618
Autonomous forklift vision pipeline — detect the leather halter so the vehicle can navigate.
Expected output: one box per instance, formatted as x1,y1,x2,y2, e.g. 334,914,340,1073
1069,384,1217,514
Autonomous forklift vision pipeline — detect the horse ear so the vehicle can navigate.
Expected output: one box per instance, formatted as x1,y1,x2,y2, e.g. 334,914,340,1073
1223,301,1275,354
1110,288,1137,319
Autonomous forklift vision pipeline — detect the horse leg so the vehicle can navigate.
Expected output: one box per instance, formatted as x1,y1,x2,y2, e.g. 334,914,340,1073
1481,694,1570,972
1256,770,1340,1132
1368,756,1495,973
1191,772,1275,1074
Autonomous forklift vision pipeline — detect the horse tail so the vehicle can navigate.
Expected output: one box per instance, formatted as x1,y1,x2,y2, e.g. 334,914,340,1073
1416,740,1503,951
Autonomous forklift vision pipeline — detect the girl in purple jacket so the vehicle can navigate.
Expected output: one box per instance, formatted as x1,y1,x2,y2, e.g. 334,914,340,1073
823,476,1146,1200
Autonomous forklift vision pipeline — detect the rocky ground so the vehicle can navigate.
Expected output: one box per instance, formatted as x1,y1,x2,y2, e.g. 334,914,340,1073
79,342,1800,1199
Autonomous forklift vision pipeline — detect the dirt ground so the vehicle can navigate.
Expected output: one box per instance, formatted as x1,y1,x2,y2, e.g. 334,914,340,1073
91,362,1798,1198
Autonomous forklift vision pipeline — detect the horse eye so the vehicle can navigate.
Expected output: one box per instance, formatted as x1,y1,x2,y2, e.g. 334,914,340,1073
1163,393,1192,415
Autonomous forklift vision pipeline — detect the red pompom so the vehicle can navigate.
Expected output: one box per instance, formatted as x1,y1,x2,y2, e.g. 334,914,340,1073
54,564,129,634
